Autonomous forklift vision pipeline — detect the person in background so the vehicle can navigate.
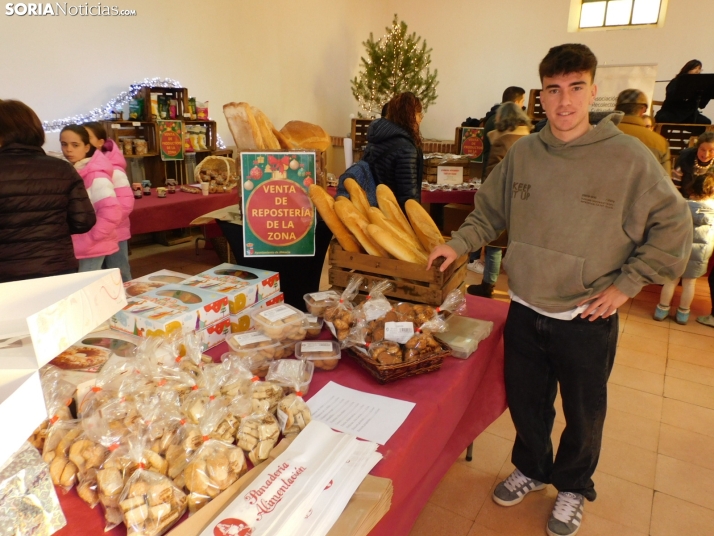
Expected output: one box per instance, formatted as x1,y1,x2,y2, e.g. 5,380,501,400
0,100,95,283
642,114,654,130
83,122,133,282
696,262,714,328
468,86,526,274
654,172,714,324
361,92,423,209
615,89,671,174
60,124,121,272
427,43,691,536
655,59,711,125
673,132,714,196
481,86,527,169
468,102,532,298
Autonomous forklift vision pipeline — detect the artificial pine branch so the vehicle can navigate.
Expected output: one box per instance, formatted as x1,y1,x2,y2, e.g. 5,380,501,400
351,14,439,117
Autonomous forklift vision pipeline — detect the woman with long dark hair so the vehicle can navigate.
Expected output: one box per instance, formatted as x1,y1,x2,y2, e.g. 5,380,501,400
655,59,711,124
0,100,95,282
673,131,714,197
361,92,424,209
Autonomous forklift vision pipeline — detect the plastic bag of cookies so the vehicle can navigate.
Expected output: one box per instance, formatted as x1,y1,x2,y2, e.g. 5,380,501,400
323,275,363,341
236,411,280,465
251,303,307,341
276,393,312,439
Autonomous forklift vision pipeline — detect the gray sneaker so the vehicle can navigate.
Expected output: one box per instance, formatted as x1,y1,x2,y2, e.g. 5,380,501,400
547,491,584,536
492,468,547,506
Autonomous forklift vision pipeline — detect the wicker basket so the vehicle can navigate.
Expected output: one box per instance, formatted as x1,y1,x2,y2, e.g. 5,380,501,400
210,236,237,264
346,346,449,384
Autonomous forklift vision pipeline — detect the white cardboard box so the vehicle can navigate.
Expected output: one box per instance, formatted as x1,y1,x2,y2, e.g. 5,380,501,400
0,270,126,368
0,269,125,467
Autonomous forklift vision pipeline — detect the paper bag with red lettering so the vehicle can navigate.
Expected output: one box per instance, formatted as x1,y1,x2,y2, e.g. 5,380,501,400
201,421,359,536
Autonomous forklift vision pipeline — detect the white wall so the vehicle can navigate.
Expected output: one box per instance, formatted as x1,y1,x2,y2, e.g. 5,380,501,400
1,0,712,150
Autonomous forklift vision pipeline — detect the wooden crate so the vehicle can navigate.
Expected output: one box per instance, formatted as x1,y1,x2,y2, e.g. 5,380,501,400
527,89,546,121
350,118,374,163
328,240,467,306
139,86,188,121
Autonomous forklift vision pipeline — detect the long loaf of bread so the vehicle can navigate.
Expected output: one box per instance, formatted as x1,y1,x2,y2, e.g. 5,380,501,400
405,199,445,252
367,225,427,265
343,178,371,218
309,185,361,252
223,102,263,150
335,199,388,257
376,185,419,242
251,106,281,150
367,207,424,254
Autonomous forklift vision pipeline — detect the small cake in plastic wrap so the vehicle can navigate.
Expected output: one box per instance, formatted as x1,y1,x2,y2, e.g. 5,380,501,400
323,276,362,341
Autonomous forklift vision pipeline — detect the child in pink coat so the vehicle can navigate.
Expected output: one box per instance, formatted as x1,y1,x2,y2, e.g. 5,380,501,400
60,124,121,272
84,122,134,281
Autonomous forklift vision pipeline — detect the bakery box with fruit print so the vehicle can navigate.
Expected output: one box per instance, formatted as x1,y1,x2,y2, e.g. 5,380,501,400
122,269,192,297
180,263,280,315
109,285,229,347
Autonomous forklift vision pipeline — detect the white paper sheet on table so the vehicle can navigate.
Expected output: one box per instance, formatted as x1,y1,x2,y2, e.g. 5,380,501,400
306,381,416,445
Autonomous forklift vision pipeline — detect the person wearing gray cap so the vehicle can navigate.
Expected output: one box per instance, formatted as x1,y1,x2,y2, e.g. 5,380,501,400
615,88,671,174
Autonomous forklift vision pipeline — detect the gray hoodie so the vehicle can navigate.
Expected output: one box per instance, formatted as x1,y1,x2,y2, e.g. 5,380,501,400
449,113,693,313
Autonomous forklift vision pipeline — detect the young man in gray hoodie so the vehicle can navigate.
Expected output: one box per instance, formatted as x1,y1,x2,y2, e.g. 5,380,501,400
427,44,692,536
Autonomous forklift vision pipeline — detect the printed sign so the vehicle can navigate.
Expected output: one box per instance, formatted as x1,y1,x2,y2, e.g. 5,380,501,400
241,152,316,257
437,165,464,185
157,120,184,161
460,127,485,162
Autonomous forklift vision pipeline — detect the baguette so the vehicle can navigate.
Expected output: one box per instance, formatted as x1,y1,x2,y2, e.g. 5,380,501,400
343,178,371,218
223,102,263,150
376,185,419,241
251,106,281,150
308,185,361,253
334,199,389,257
367,225,427,265
405,199,445,252
367,207,424,254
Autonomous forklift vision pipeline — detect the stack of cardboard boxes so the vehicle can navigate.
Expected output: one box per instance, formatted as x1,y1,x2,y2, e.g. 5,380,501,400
111,264,283,349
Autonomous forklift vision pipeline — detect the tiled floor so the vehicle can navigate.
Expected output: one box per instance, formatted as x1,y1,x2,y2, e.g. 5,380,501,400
128,243,714,536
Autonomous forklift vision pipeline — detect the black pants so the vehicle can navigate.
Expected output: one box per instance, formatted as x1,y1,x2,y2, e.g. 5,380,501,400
503,301,618,501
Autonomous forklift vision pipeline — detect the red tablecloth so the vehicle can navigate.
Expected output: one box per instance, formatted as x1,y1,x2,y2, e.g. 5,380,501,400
420,188,477,205
130,190,239,235
55,295,508,536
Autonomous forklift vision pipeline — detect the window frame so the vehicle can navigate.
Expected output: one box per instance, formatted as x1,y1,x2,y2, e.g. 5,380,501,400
567,0,668,32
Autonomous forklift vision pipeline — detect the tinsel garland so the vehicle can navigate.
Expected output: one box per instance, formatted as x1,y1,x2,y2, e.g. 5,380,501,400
42,77,226,149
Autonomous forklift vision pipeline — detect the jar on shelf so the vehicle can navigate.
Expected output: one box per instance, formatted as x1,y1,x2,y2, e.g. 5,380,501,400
133,139,148,156
122,138,133,156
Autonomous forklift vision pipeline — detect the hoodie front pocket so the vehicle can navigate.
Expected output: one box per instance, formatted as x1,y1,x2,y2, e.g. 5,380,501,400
502,241,590,307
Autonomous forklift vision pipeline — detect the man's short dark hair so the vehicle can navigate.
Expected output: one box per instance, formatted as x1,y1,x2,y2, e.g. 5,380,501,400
0,99,45,147
539,44,598,83
502,86,526,103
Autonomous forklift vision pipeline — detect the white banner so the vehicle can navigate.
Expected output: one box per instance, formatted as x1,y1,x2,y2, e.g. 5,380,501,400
591,64,658,113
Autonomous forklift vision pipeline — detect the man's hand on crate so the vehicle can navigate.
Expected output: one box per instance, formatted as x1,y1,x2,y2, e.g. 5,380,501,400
427,244,458,272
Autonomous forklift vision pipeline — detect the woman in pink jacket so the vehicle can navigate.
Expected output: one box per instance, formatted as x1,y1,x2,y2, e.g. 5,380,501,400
60,125,121,272
84,122,134,281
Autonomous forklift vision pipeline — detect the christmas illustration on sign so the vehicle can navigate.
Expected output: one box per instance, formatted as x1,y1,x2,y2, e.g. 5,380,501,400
241,152,317,257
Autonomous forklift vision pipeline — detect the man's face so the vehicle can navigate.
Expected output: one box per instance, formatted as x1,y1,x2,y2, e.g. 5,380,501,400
540,71,597,142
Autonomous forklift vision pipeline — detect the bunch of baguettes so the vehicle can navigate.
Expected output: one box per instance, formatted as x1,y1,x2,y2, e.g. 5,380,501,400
308,180,445,265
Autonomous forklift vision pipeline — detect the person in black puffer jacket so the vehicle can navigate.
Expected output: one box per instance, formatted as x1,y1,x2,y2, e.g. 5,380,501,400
0,100,96,283
361,92,424,209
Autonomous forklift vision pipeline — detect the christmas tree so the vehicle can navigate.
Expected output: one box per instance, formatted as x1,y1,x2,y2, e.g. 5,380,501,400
351,15,439,117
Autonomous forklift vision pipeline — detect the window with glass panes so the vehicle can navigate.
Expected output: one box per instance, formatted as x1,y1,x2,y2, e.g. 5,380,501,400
579,0,662,28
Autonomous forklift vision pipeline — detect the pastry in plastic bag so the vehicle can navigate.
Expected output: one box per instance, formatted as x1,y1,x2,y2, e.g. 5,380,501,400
323,276,363,341
236,412,280,465
276,393,311,438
